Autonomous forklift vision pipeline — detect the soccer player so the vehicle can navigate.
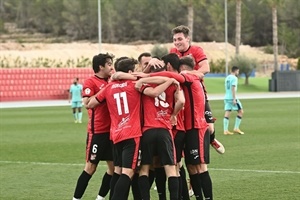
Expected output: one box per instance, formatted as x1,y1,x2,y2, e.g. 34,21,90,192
72,53,115,200
138,52,152,71
146,55,214,200
88,58,178,200
143,25,224,155
223,66,245,135
136,68,184,200
68,77,83,123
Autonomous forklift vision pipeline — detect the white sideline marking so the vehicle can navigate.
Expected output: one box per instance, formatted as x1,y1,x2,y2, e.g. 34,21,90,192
1,160,299,174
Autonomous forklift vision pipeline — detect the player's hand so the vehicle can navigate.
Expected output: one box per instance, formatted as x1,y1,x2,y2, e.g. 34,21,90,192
233,99,237,105
147,58,164,69
170,115,177,126
171,78,180,87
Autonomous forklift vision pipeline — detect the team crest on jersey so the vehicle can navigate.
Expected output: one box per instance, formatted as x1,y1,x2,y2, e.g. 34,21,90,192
99,84,105,90
84,88,91,95
90,154,96,160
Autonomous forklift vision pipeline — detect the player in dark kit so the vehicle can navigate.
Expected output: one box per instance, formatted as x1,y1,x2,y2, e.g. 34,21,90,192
72,53,115,200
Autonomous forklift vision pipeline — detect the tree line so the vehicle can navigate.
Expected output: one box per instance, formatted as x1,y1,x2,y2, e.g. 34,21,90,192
0,0,299,58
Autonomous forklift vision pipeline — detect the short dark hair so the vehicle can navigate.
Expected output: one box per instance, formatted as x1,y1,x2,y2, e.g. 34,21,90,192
137,52,152,63
172,25,190,38
231,66,239,72
92,53,114,73
114,56,129,71
161,53,180,72
150,65,166,73
117,58,138,73
179,56,195,70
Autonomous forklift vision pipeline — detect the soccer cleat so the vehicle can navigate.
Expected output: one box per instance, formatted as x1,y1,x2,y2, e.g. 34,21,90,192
211,139,225,154
224,130,234,135
78,120,82,124
74,120,78,123
233,129,244,135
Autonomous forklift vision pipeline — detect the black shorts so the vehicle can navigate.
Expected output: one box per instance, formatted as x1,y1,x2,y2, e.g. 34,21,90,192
141,128,176,166
205,101,215,123
173,130,186,163
113,137,141,170
184,128,210,165
86,132,113,164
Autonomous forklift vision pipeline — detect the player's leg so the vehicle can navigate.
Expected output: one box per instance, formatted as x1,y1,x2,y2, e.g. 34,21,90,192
153,156,167,200
77,101,83,123
73,133,101,199
71,102,78,123
233,100,244,134
223,99,233,135
158,128,179,200
179,163,190,200
184,129,205,200
205,101,225,154
198,129,213,200
173,130,189,199
138,129,156,200
111,137,140,200
96,161,114,200
139,164,151,200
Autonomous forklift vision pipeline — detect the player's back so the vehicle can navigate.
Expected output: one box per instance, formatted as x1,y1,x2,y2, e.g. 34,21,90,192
105,80,142,144
142,83,177,131
224,74,238,99
181,73,207,130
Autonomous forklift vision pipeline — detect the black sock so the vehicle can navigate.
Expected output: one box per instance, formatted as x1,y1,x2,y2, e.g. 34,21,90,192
131,173,142,200
190,174,203,200
155,167,167,200
179,166,190,200
109,173,120,200
148,169,156,188
210,130,215,143
111,174,131,200
138,175,150,200
73,170,92,199
168,176,179,200
98,172,112,197
199,171,213,200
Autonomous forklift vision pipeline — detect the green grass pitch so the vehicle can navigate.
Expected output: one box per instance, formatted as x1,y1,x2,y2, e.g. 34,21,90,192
0,98,299,199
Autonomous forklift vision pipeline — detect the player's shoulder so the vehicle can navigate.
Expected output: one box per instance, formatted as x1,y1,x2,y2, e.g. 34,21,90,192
190,45,204,52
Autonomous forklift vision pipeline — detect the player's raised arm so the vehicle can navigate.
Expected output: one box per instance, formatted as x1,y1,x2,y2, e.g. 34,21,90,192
111,71,137,81
142,57,164,73
86,87,107,109
170,88,185,126
135,77,176,98
150,71,185,83
197,59,210,75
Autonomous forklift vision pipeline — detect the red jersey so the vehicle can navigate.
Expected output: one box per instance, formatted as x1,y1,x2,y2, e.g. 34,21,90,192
82,75,110,134
175,108,185,132
96,80,142,144
170,45,207,70
140,84,177,132
180,73,207,130
170,45,208,98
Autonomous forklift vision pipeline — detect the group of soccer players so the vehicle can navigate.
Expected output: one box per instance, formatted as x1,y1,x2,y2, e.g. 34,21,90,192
72,25,226,200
